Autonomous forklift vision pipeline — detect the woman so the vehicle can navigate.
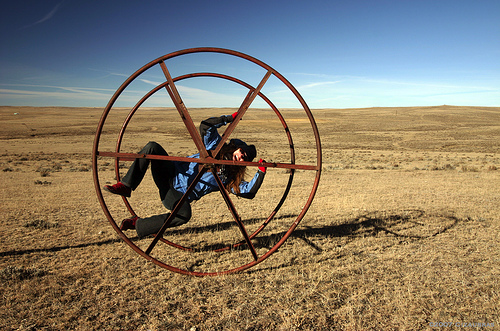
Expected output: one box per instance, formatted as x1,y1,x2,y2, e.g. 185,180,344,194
104,112,266,238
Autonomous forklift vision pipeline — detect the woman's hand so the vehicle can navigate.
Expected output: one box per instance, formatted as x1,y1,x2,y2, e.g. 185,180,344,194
258,159,266,172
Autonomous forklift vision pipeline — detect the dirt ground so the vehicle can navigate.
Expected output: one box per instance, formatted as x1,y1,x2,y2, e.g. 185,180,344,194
0,105,499,330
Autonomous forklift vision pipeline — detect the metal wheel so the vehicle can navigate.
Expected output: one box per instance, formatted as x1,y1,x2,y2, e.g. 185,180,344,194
92,48,321,276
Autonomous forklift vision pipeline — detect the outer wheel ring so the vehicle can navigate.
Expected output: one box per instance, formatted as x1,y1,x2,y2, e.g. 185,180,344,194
92,48,322,276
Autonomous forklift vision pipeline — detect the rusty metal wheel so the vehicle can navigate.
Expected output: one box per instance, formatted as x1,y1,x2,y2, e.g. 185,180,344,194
92,48,321,276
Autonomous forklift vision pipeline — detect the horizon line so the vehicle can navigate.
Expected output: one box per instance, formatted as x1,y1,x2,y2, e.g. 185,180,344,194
1,104,499,110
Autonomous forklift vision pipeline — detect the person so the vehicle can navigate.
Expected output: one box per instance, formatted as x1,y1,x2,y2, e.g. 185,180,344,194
103,112,266,238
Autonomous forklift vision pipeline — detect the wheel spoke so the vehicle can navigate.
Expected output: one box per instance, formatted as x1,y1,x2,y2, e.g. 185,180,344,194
97,151,319,171
145,166,209,255
210,168,259,260
160,61,209,158
212,70,273,158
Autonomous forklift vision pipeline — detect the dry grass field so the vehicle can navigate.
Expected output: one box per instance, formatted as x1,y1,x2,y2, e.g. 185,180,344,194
1,105,499,330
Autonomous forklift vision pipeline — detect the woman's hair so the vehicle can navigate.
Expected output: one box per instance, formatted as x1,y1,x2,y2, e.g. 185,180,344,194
217,142,247,194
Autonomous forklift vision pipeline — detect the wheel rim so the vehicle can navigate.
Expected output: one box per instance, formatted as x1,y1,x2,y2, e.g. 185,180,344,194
92,47,322,276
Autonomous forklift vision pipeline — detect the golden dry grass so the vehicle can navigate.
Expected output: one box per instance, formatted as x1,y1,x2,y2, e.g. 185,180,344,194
1,105,499,330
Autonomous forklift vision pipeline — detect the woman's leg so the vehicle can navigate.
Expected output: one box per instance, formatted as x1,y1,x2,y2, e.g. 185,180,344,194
161,187,192,226
120,141,191,238
135,211,190,238
121,141,173,193
135,188,192,238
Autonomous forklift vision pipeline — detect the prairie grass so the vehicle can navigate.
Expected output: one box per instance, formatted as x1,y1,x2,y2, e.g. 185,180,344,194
0,105,499,330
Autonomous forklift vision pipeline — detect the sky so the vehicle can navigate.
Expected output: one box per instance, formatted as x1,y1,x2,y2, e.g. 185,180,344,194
0,0,499,109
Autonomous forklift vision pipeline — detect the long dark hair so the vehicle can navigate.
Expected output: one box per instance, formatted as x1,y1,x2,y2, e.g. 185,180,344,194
217,142,247,194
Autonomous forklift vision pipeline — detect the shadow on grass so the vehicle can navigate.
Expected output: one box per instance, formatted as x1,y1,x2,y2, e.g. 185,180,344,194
290,209,460,251
0,214,294,258
0,238,123,258
149,209,461,262
1,210,460,263
246,209,461,273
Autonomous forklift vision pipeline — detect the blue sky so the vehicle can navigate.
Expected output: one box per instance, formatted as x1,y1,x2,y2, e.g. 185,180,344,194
0,0,499,109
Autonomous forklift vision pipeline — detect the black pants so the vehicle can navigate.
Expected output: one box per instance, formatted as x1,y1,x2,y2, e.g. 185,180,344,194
121,141,192,238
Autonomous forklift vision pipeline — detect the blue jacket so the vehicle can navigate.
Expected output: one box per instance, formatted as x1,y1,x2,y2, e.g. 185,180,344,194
171,115,265,201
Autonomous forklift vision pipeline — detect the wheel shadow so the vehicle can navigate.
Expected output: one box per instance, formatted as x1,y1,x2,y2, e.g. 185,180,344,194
260,209,459,250
172,209,460,256
162,213,297,236
246,209,461,273
2,210,460,263
290,209,460,250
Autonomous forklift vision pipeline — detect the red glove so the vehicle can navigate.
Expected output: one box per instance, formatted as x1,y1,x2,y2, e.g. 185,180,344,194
231,111,239,120
258,159,266,173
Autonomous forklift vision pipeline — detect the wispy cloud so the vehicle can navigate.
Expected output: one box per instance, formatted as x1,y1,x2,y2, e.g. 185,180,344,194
267,73,500,108
88,68,129,79
0,82,246,107
0,84,114,106
297,81,342,90
139,79,162,86
352,77,497,91
22,1,65,29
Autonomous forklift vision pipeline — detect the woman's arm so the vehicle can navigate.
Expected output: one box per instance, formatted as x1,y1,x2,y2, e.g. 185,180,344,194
234,159,266,199
199,113,238,150
199,112,238,139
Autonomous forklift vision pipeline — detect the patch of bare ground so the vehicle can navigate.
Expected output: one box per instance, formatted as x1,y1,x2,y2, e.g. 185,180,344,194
0,106,499,330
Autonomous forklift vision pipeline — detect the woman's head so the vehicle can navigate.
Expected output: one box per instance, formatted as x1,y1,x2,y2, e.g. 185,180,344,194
232,148,246,162
218,139,257,194
219,139,256,162
229,139,256,162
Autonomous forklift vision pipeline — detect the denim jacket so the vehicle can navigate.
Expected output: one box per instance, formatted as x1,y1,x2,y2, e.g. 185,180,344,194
171,115,265,201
